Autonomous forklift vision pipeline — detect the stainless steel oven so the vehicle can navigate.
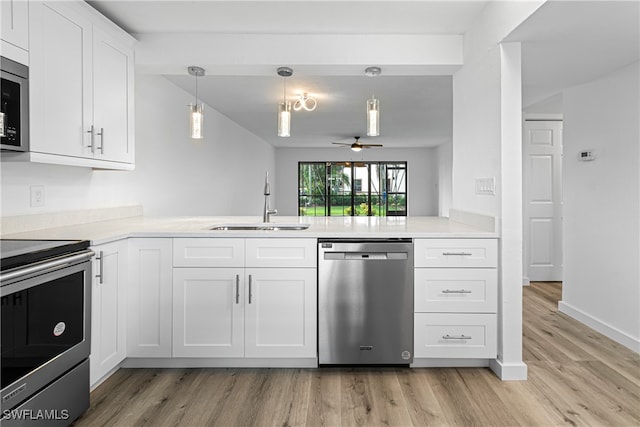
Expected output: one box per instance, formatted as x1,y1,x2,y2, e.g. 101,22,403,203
1,56,29,151
1,240,93,426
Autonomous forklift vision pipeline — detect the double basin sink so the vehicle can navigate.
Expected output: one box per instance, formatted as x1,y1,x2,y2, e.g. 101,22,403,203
209,223,310,231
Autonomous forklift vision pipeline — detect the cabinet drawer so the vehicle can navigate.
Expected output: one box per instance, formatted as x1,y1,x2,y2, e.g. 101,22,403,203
414,239,497,268
245,238,317,268
173,238,245,267
415,269,497,313
414,313,497,359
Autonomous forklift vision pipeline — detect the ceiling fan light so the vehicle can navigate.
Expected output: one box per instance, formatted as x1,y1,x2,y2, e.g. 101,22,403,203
351,145,362,152
367,98,379,137
278,101,291,137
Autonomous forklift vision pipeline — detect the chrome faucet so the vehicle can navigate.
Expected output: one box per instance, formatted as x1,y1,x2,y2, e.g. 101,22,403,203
263,171,277,223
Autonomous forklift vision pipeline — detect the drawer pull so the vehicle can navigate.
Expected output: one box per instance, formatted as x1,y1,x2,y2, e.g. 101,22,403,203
442,289,472,294
442,252,473,256
442,334,472,340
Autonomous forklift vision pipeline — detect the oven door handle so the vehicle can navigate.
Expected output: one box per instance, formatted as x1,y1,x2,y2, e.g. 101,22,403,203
0,250,95,283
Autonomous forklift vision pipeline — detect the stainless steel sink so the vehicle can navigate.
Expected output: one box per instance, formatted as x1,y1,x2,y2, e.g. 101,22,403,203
209,223,310,231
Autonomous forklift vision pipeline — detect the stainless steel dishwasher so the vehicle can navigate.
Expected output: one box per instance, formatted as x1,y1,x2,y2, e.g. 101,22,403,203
318,239,414,365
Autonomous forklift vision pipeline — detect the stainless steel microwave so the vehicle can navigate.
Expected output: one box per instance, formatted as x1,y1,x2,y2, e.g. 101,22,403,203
1,56,29,152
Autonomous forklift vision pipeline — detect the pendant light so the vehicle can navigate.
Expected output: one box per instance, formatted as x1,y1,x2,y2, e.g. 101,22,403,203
188,66,205,139
277,67,293,137
365,66,381,137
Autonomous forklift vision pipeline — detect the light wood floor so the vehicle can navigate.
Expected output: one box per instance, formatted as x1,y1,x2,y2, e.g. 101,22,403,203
73,282,640,426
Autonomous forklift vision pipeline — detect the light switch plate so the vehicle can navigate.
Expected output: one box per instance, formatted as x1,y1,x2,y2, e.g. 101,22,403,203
475,177,495,195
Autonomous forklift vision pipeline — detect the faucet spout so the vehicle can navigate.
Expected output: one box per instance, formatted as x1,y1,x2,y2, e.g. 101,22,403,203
263,171,277,222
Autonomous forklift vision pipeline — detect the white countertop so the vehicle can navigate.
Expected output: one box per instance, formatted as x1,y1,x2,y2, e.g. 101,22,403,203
1,215,498,245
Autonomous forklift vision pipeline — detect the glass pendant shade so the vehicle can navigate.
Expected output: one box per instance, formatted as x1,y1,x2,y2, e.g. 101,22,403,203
367,98,380,137
190,103,204,139
278,101,291,137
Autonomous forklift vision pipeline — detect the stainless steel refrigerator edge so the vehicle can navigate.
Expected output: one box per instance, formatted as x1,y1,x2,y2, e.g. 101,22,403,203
318,239,414,365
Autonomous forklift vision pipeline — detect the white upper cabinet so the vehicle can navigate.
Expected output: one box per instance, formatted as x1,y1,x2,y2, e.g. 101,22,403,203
91,25,135,164
1,0,30,62
26,1,135,170
29,1,92,159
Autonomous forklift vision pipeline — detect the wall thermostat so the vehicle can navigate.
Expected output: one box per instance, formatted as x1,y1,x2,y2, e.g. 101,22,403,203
578,150,596,161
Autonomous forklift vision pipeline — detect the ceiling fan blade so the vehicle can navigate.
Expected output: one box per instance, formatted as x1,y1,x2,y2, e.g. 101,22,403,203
362,143,384,148
331,142,352,146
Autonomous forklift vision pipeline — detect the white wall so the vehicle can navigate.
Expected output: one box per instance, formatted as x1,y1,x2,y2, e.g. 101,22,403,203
436,139,452,216
274,147,438,216
0,74,275,218
451,1,544,380
1,157,137,216
559,61,640,351
130,74,275,216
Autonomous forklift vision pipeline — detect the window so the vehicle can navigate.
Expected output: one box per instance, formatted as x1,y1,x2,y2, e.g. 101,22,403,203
298,161,407,216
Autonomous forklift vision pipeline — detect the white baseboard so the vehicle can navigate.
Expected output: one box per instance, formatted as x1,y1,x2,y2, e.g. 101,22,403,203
559,301,640,353
489,359,528,380
523,276,530,286
122,357,318,369
411,358,489,368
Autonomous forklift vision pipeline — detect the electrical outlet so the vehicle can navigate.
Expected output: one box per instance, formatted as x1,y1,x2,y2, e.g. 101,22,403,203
30,185,45,207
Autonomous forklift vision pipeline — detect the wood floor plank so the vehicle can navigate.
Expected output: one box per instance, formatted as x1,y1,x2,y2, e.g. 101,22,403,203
74,282,640,427
306,369,342,427
396,368,449,426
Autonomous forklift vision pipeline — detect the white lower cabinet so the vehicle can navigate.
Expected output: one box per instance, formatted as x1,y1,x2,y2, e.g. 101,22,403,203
90,240,127,386
172,238,318,361
414,238,498,360
172,268,245,358
414,313,497,359
127,238,173,357
244,268,317,358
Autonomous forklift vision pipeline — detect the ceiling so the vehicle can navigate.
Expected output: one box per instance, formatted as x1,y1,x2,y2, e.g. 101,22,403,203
88,1,639,148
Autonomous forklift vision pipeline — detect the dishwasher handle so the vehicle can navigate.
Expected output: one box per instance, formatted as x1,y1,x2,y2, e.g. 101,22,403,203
324,252,408,261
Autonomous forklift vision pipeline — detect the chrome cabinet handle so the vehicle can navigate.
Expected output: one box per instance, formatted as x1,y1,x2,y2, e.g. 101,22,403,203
442,289,472,294
442,334,471,340
86,125,95,153
235,274,240,304
96,127,104,154
248,274,252,304
95,251,104,284
442,252,473,256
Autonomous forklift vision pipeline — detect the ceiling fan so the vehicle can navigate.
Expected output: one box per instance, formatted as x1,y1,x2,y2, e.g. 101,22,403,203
332,136,383,152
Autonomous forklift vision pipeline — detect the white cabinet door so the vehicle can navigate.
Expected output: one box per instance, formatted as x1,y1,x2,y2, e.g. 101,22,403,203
414,313,497,359
173,268,245,357
1,0,30,52
244,268,317,358
90,240,127,386
245,238,317,268
173,238,245,268
414,268,497,313
29,1,92,158
92,25,134,164
414,239,498,268
127,238,173,358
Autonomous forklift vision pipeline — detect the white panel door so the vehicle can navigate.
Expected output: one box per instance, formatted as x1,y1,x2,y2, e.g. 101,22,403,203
173,268,245,357
127,238,173,357
29,1,92,157
244,268,317,358
523,120,563,281
92,26,134,163
90,240,127,386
